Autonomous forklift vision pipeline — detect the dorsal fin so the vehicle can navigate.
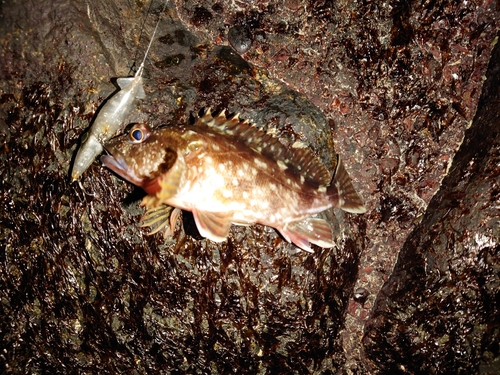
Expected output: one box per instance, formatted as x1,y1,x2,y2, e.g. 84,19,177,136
193,108,332,186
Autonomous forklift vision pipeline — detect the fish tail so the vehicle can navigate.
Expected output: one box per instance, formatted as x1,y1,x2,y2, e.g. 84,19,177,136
328,156,366,214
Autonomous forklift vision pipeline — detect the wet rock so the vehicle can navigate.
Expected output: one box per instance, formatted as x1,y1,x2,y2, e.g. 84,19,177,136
364,37,500,374
228,25,253,54
353,287,369,304
0,0,360,373
0,0,499,373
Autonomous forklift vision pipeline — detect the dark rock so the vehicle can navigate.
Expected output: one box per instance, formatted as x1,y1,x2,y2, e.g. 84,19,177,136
0,0,499,373
0,0,359,373
364,35,500,374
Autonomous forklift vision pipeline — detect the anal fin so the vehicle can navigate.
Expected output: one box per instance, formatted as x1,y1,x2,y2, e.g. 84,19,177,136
192,210,233,242
279,218,335,253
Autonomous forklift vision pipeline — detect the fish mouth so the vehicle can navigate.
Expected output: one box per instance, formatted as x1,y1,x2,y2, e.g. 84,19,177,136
101,151,144,186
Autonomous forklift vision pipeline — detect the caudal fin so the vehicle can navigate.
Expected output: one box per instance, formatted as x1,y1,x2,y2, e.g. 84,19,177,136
116,77,146,99
330,157,366,214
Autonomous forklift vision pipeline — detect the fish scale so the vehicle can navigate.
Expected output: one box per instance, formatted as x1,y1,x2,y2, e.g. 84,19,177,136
101,109,366,252
196,109,332,187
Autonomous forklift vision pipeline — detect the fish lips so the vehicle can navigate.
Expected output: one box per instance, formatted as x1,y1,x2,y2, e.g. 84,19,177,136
101,151,144,186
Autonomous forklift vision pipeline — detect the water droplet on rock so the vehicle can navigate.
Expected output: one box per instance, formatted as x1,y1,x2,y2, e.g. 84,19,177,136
354,287,369,303
228,26,252,54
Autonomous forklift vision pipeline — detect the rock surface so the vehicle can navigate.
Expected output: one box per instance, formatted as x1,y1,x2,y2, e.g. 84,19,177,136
364,33,500,374
0,0,499,373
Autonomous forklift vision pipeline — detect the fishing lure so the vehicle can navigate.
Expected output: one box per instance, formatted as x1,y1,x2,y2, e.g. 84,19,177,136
71,1,167,181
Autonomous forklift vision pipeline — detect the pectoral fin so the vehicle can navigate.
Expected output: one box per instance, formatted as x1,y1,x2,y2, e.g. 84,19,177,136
192,210,233,242
140,205,182,238
279,218,334,253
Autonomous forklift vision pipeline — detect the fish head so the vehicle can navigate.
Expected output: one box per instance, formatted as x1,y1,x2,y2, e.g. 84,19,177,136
101,123,178,190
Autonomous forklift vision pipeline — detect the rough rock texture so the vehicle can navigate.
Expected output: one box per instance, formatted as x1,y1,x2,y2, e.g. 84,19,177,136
364,36,500,374
0,0,499,373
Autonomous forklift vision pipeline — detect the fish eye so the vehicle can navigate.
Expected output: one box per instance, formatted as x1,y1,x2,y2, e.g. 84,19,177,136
129,124,150,144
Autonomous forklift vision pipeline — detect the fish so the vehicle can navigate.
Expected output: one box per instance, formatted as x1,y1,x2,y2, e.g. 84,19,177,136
101,109,367,252
70,0,168,181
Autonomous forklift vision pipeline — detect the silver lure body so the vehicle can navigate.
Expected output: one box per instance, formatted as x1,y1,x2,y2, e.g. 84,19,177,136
70,0,168,181
71,75,145,180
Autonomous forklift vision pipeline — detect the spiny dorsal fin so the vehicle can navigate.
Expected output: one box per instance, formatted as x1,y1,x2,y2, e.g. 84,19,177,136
194,108,332,186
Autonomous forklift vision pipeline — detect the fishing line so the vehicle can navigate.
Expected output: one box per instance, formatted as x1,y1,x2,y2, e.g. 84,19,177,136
130,0,155,74
129,0,169,76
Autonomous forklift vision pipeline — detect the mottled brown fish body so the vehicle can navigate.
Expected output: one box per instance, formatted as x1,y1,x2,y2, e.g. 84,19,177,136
153,127,333,222
101,110,366,252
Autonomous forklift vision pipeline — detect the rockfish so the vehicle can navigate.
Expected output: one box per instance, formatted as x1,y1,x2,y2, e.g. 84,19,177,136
101,109,366,252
